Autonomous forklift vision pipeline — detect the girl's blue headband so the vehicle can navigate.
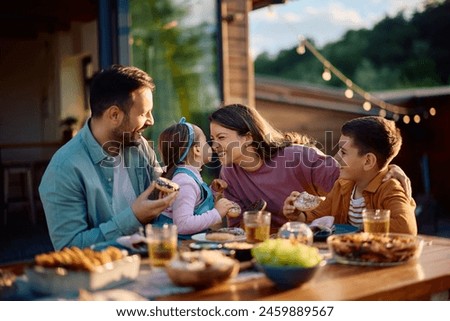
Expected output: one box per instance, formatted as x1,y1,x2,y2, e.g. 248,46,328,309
177,117,195,163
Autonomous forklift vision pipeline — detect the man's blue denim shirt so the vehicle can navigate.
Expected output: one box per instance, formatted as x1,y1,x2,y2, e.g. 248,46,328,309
39,120,162,250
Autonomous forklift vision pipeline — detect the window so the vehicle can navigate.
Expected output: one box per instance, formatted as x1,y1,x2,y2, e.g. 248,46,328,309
130,0,221,145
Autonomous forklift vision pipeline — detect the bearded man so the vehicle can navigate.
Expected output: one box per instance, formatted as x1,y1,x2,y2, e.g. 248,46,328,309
39,65,177,250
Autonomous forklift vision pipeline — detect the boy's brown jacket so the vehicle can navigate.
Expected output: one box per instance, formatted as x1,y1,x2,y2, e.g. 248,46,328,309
305,168,417,235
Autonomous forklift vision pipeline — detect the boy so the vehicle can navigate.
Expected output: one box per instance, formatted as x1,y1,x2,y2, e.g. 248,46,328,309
283,116,417,235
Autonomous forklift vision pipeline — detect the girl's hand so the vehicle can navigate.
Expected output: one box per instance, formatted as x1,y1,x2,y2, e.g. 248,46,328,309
215,198,236,218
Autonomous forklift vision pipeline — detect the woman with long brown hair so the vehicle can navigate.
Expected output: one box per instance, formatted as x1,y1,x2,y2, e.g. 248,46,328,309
209,103,410,229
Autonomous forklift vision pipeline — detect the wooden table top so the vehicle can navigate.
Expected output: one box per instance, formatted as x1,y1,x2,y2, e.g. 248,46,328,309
2,234,449,301
157,234,450,301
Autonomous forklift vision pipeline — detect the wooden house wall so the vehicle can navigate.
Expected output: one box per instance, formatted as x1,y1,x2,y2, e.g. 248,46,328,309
221,0,254,105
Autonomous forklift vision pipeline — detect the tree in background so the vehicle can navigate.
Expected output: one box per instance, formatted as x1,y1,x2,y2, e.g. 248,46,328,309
254,0,450,91
130,0,220,143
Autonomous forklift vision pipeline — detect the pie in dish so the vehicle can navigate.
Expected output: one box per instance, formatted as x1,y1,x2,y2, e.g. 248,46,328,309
327,232,423,265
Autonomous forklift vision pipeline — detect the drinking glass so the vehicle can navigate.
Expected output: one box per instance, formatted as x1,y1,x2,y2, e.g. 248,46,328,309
243,211,271,243
145,224,177,267
278,222,313,245
362,209,390,233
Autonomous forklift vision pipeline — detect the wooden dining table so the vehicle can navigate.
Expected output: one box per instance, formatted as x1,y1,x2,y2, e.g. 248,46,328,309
2,234,449,301
158,234,450,301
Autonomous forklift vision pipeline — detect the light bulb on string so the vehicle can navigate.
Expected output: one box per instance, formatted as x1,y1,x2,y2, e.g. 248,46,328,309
322,68,331,81
344,88,354,99
393,113,400,122
296,35,306,55
363,101,372,111
296,44,306,55
429,107,436,116
414,115,421,123
379,109,387,118
344,79,354,98
294,38,425,124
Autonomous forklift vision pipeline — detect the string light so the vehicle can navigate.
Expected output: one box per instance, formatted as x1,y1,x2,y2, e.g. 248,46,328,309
296,36,306,55
294,37,437,123
363,101,372,111
344,88,354,99
322,68,332,81
296,44,306,55
264,6,440,125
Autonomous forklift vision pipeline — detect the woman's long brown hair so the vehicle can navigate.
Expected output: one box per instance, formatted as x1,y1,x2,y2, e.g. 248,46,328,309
209,104,315,160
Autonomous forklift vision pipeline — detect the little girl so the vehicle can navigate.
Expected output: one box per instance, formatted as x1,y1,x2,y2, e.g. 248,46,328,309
153,117,236,239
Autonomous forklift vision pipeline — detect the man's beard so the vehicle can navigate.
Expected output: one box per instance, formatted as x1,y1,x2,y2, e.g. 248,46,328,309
123,132,142,147
111,128,142,147
113,117,143,148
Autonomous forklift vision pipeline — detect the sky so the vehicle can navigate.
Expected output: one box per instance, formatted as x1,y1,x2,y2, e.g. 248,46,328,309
249,0,426,58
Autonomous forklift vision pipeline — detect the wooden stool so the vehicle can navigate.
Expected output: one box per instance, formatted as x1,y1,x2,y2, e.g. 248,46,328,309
2,161,37,225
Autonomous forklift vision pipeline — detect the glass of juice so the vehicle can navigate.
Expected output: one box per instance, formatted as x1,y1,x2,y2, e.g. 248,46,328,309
243,211,271,243
362,209,390,233
145,224,177,267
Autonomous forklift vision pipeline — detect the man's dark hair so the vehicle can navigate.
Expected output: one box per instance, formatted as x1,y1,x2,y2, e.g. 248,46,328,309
341,116,402,169
89,64,155,118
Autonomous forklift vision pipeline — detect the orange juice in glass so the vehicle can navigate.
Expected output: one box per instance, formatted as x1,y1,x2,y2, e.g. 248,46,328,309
145,224,177,267
243,211,271,243
362,209,390,233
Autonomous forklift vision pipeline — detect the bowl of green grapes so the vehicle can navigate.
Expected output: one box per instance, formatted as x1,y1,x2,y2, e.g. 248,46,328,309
251,239,325,290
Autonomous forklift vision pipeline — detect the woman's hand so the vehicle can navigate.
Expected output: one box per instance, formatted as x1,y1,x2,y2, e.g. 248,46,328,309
282,191,305,222
211,178,228,193
211,178,228,202
384,164,412,199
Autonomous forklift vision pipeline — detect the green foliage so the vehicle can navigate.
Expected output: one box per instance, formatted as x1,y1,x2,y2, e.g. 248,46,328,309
254,1,450,91
130,0,220,144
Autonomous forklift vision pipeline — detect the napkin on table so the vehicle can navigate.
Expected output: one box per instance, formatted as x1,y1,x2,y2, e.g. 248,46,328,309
309,216,335,232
